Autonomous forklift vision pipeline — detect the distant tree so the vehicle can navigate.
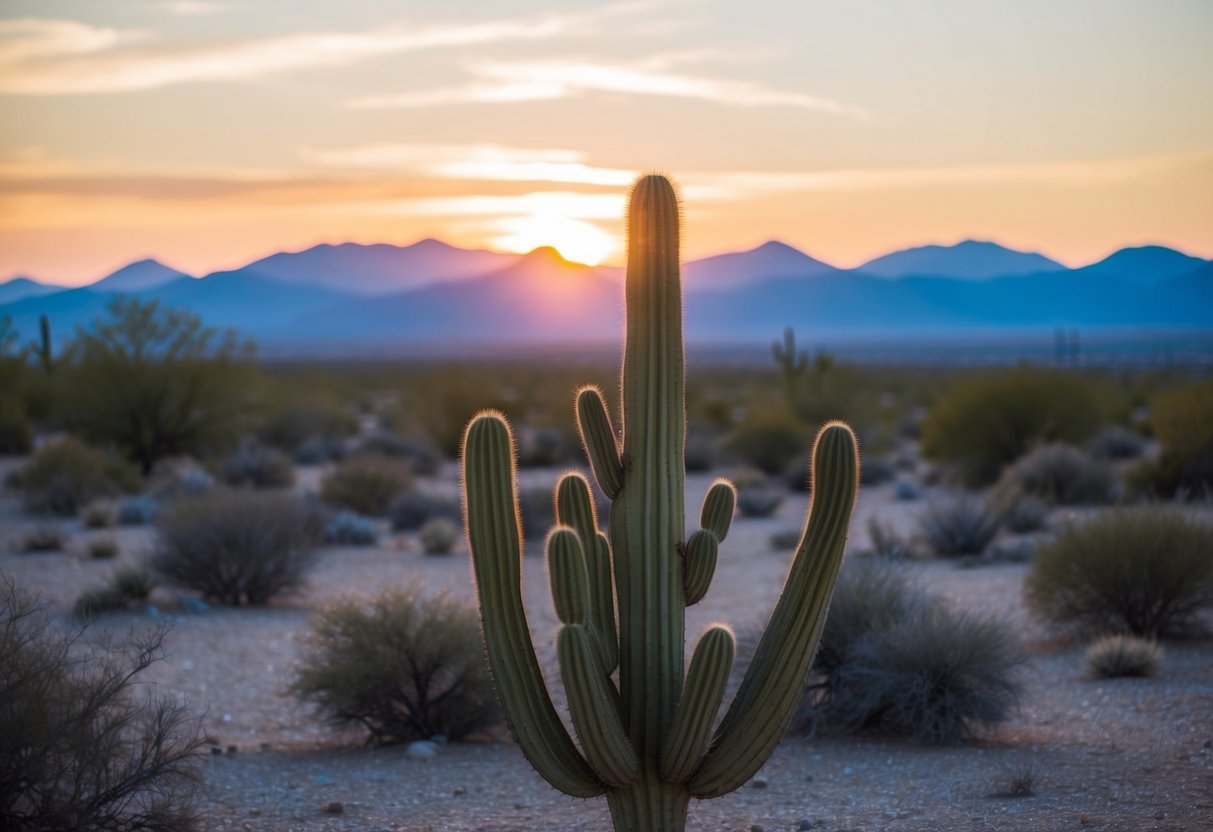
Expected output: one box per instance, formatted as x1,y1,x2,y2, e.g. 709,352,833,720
63,297,255,474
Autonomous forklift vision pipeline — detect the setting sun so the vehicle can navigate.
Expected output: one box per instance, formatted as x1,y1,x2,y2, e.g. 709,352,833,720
492,214,618,266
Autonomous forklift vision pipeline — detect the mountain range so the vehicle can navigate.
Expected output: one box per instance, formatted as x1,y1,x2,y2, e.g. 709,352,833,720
2,238,1209,351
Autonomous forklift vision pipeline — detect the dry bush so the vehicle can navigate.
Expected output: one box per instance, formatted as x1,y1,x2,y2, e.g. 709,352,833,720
1,578,205,830
420,518,458,555
320,456,414,516
1085,634,1161,678
220,440,295,489
19,438,140,516
1085,426,1145,461
995,443,1115,506
1025,508,1213,638
1002,494,1050,534
919,492,1001,557
323,511,378,546
292,588,500,744
151,489,322,605
20,524,66,553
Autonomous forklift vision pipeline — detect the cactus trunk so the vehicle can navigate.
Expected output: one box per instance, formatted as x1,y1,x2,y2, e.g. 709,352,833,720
460,172,860,832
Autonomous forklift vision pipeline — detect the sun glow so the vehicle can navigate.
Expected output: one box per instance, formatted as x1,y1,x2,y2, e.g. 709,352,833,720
493,214,618,266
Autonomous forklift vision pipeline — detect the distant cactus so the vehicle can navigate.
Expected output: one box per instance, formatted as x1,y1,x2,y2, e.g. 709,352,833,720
35,314,53,373
771,326,807,411
461,174,860,831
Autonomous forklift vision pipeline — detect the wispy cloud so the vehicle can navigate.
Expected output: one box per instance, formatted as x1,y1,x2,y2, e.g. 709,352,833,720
350,55,869,118
0,6,630,95
301,143,634,187
155,1,239,16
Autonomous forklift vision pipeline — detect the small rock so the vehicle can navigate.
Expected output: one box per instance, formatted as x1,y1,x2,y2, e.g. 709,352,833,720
324,801,344,815
406,740,439,761
750,776,768,789
452,787,467,797
750,825,764,832
798,820,814,831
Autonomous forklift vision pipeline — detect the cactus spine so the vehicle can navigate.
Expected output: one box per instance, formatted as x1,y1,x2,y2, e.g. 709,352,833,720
461,174,860,831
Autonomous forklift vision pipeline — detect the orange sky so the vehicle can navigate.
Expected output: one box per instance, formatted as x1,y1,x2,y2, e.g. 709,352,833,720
1,1,1211,284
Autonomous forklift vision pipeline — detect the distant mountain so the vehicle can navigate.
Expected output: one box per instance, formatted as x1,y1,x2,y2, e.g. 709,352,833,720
859,240,1063,279
287,246,620,342
1077,245,1208,285
0,276,63,305
684,240,837,290
242,239,517,296
147,270,349,332
91,259,191,293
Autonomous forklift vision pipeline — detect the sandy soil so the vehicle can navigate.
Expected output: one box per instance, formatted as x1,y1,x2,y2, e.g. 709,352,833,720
2,461,1212,831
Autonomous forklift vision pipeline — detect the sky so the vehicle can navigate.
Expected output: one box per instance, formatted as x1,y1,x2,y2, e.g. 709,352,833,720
1,0,1211,285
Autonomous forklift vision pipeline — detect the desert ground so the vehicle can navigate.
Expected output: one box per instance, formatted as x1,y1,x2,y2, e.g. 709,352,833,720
3,453,1211,832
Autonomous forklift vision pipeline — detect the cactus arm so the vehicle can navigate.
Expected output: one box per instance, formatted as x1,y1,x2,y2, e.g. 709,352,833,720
615,174,686,759
659,626,735,782
462,413,604,798
556,473,619,671
547,527,590,626
681,530,718,606
558,624,641,788
576,386,624,499
689,422,859,798
699,479,737,543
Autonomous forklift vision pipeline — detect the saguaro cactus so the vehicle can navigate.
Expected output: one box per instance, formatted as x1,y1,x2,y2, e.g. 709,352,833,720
771,326,807,411
462,174,860,831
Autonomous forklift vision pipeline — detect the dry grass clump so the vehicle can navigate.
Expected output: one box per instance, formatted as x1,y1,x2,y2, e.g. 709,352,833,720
420,518,459,555
320,456,413,516
919,492,1001,557
1085,634,1162,678
292,588,500,744
1025,508,1213,638
151,489,322,605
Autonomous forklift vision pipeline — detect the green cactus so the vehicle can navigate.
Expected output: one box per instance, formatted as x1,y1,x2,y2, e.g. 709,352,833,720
461,173,860,831
771,326,807,411
35,314,53,374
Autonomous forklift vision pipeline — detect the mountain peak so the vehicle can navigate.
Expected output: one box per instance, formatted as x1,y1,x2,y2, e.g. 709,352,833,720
1082,245,1207,285
91,258,191,293
859,239,1063,279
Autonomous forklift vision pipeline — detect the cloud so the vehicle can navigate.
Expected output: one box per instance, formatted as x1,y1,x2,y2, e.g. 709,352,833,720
155,1,238,16
0,6,630,95
348,55,870,118
301,143,634,187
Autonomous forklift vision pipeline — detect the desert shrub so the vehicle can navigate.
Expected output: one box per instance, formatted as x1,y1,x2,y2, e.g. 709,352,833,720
220,441,295,489
118,496,161,526
88,537,120,560
518,486,555,540
922,367,1103,485
736,483,784,518
420,518,458,555
858,517,912,560
148,464,213,501
72,565,154,622
725,416,807,476
894,479,922,501
823,604,1024,743
113,565,155,601
390,492,461,531
21,524,66,553
256,401,356,457
19,438,139,516
995,444,1115,506
1002,495,1049,533
1085,634,1161,678
1025,508,1213,638
320,456,413,516
81,500,117,529
1129,381,1213,498
292,435,346,465
1085,426,1145,461
0,397,32,454
323,511,378,546
860,457,896,486
356,432,441,475
151,489,322,605
292,588,500,744
72,586,129,622
1,579,205,830
919,493,1001,557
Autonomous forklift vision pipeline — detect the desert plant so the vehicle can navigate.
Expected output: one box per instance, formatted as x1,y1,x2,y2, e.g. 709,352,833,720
1002,494,1050,533
460,175,859,830
420,517,459,555
20,524,66,553
323,510,378,546
61,297,255,475
390,491,461,531
72,586,129,622
320,456,413,516
81,500,118,529
1130,381,1213,498
257,401,356,457
1085,426,1145,460
292,587,499,744
88,537,120,559
859,517,911,560
995,443,1115,506
0,397,32,454
735,483,784,518
356,431,441,475
19,438,139,516
118,496,161,526
771,327,808,413
151,489,322,605
1,579,205,829
113,564,155,601
894,479,922,501
922,367,1104,485
1025,508,1213,638
724,415,807,475
220,440,295,489
73,565,154,622
1085,634,1161,678
859,457,896,486
919,492,1001,557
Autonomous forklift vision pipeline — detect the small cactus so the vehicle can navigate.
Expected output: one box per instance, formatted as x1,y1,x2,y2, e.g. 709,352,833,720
461,174,859,831
771,326,807,412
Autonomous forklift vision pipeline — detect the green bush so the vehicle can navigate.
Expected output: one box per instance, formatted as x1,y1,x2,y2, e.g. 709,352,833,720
1025,508,1213,638
922,367,1104,485
724,415,807,476
320,456,414,516
995,443,1116,506
1130,381,1213,498
19,438,140,516
151,489,322,605
1,579,205,830
292,588,500,744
